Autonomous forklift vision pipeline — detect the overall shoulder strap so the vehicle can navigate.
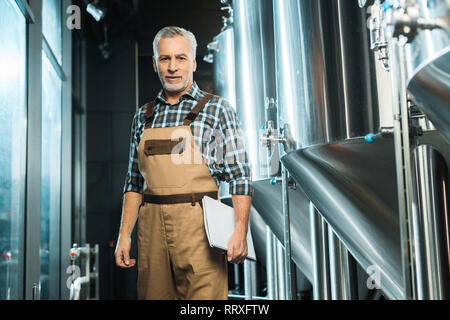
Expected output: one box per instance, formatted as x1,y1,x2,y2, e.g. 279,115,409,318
144,101,156,129
182,94,213,126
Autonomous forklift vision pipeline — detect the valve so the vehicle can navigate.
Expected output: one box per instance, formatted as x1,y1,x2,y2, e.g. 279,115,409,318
365,133,376,143
269,176,296,189
381,1,393,12
385,0,449,43
70,244,80,261
270,177,282,185
367,2,391,70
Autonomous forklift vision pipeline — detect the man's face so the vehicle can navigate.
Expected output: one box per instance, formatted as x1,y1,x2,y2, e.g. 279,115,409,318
153,35,197,94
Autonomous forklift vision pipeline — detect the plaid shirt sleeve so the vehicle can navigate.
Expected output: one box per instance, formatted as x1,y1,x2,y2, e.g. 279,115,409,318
123,110,144,194
217,99,253,196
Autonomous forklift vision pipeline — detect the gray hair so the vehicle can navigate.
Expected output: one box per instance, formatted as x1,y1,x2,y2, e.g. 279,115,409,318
153,26,198,59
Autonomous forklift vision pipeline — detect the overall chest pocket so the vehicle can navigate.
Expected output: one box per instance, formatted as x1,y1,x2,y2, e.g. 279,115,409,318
144,138,187,189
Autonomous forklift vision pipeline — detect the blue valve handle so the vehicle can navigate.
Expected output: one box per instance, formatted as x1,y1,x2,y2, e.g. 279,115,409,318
365,133,376,143
381,1,393,11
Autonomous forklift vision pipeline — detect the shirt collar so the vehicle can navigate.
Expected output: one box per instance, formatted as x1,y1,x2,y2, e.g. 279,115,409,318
155,82,203,108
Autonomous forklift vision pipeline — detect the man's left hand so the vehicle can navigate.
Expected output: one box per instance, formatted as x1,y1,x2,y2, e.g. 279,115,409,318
227,231,248,264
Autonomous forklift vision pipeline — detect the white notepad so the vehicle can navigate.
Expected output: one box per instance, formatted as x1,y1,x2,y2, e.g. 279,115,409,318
202,196,256,261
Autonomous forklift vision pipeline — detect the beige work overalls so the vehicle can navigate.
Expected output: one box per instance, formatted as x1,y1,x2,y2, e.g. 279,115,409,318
136,94,228,300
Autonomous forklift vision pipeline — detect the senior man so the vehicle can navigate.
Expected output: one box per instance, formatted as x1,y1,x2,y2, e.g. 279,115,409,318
114,26,252,300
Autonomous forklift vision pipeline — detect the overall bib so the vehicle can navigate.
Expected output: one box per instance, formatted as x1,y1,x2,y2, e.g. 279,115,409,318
136,94,228,300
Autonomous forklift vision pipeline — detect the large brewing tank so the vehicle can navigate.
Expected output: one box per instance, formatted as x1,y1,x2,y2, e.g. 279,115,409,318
274,0,402,298
404,0,450,142
273,0,378,152
212,27,236,113
209,7,276,269
273,0,331,150
210,27,279,275
209,26,236,199
233,0,277,181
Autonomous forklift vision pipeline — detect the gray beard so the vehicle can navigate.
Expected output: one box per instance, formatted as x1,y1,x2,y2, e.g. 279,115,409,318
158,72,190,94
162,81,187,93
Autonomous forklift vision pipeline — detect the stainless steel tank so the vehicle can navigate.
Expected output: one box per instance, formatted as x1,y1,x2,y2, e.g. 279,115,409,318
282,134,405,300
212,27,236,111
405,0,450,142
273,0,378,151
271,0,382,294
211,2,281,278
209,26,237,199
273,0,331,149
233,0,276,181
329,0,379,138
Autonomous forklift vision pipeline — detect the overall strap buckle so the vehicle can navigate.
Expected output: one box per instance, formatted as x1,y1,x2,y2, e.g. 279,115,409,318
182,94,213,126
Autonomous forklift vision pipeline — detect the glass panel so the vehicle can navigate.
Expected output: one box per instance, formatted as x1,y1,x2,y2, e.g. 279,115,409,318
0,0,27,300
42,0,62,65
40,52,62,300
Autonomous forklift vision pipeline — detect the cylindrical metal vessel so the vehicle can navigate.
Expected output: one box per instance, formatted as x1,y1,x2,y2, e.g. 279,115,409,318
310,203,331,300
411,145,450,299
282,135,405,300
212,27,236,110
405,0,450,141
273,0,378,151
273,0,331,149
251,179,313,283
330,0,379,138
233,0,276,181
210,27,237,199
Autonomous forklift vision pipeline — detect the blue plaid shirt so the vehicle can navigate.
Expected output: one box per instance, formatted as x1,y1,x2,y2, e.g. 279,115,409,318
123,82,253,196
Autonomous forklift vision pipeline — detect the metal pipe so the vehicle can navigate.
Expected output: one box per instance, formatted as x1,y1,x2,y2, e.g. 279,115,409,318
32,283,40,300
411,145,450,299
85,243,90,299
389,36,417,299
310,202,331,300
233,264,240,292
265,226,276,300
320,217,331,300
282,165,294,299
415,146,437,299
328,228,353,300
93,244,99,300
69,243,99,300
329,228,341,300
244,260,253,300
5,253,11,300
251,260,258,297
69,276,87,300
272,234,279,299
342,247,359,300
310,202,320,300
276,240,286,300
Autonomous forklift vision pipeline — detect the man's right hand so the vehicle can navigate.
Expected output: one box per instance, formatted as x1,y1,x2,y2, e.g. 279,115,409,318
114,236,136,268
